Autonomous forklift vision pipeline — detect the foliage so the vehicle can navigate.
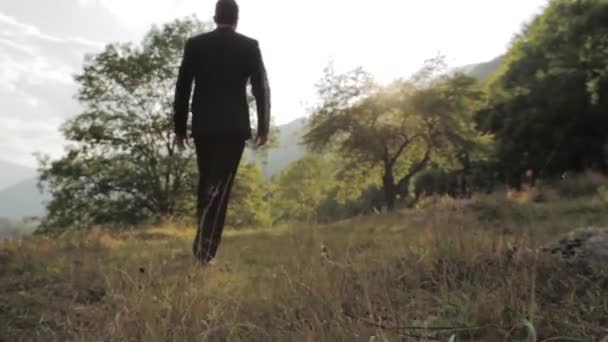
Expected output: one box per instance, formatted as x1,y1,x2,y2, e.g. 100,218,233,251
414,169,463,199
227,162,273,228
594,185,608,206
317,184,387,220
555,171,608,199
271,154,337,223
479,0,608,181
305,58,491,210
414,160,499,200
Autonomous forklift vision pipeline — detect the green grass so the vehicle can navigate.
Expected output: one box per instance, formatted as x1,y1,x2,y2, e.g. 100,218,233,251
1,192,608,341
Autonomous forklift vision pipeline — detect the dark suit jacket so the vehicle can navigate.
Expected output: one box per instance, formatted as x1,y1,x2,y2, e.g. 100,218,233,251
173,27,270,140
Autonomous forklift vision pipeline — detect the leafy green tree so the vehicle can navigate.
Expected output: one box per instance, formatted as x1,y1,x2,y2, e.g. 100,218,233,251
37,18,209,231
271,154,336,222
305,59,490,210
479,0,608,183
227,162,272,228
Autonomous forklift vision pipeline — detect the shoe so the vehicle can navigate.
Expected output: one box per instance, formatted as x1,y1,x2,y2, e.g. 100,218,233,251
196,258,216,268
193,252,216,267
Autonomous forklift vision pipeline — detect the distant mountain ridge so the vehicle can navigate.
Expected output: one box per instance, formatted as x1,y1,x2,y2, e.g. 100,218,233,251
459,56,503,81
248,117,308,177
0,160,37,191
0,177,47,220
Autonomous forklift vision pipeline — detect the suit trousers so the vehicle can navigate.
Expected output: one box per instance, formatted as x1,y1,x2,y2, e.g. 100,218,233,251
192,135,245,263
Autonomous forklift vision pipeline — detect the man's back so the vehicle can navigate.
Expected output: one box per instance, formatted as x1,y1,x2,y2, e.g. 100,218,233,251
173,0,270,265
173,27,270,140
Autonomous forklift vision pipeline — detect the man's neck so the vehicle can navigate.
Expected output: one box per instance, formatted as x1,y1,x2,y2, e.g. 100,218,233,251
216,24,236,31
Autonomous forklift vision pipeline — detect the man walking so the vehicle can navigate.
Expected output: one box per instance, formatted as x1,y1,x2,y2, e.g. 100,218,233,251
173,0,270,265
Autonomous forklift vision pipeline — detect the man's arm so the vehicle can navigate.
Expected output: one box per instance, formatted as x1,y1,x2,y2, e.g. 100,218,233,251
250,40,271,143
173,38,194,140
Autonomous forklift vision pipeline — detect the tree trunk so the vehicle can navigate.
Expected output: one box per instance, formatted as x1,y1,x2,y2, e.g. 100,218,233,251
383,165,396,212
395,149,432,201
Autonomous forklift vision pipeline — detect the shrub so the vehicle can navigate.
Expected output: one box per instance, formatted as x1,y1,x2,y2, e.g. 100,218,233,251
556,171,608,198
414,169,460,199
593,185,608,206
506,184,558,204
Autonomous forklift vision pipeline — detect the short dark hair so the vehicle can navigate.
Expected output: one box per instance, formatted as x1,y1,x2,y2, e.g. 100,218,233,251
215,0,239,25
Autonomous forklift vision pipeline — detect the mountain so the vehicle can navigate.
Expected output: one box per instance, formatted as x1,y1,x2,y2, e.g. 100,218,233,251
0,160,37,191
249,117,309,177
0,177,47,220
460,56,503,81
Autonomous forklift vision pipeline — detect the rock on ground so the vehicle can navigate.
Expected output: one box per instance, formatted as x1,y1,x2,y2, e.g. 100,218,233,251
542,227,608,271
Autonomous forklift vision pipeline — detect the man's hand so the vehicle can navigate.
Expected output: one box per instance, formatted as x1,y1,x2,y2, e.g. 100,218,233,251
176,133,190,151
256,132,268,147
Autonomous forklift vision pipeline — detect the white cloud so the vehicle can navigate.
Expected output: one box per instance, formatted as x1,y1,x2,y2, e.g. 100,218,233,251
78,0,203,30
0,12,104,48
0,36,35,55
0,115,65,167
0,10,99,167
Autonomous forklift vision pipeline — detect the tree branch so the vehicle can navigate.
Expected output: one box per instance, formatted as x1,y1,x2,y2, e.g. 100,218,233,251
396,148,432,190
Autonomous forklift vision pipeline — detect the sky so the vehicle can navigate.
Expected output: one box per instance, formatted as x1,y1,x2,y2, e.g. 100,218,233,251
0,0,547,168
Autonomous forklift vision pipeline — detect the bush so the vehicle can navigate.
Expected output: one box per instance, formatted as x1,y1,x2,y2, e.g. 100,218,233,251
414,163,498,201
593,185,608,206
506,184,558,204
468,195,514,222
556,171,608,198
468,194,542,224
414,169,460,199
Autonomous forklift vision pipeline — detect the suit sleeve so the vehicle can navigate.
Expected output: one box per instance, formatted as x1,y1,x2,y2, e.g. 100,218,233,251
173,39,194,137
250,41,271,136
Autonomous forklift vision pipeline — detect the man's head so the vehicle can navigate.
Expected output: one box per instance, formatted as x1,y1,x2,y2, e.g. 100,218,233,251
214,0,239,28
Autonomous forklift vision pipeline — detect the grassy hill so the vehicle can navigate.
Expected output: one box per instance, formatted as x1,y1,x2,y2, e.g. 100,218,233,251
2,178,608,341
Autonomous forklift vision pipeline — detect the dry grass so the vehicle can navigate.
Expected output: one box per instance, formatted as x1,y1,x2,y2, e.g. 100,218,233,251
1,191,608,341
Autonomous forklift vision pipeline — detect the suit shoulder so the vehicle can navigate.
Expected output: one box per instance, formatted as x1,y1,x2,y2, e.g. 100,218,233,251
187,32,214,44
234,32,259,46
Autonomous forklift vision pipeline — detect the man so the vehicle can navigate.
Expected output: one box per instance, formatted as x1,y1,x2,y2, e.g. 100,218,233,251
173,0,270,265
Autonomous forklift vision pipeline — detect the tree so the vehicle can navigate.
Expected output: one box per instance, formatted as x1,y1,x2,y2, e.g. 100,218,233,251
271,154,336,222
38,18,209,231
479,0,608,183
304,59,490,211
